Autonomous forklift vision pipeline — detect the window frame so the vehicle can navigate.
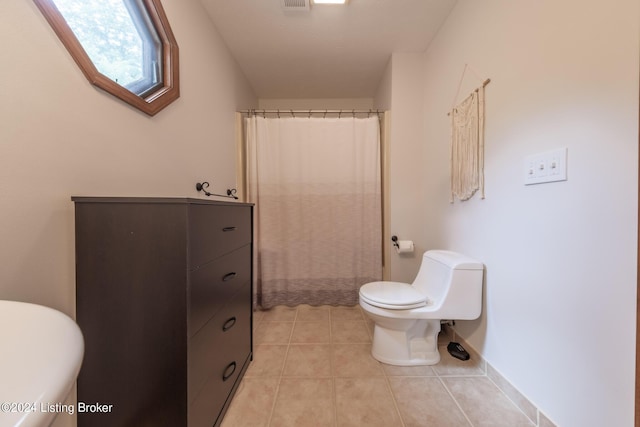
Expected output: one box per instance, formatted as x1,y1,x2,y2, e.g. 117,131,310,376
122,0,164,97
33,0,180,116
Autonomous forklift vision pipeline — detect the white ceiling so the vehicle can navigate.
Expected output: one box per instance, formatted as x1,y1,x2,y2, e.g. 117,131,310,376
201,0,458,99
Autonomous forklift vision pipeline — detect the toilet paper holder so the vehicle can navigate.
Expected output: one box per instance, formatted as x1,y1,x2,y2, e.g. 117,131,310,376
391,235,414,254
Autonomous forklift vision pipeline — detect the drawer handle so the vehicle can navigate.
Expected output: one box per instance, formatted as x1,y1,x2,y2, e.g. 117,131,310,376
222,272,237,282
222,316,237,332
222,226,237,232
222,362,237,382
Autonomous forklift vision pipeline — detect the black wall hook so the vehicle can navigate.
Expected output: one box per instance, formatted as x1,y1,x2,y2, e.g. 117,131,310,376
196,181,238,200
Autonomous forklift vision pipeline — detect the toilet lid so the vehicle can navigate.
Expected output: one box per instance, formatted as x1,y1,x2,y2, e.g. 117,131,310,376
359,281,427,309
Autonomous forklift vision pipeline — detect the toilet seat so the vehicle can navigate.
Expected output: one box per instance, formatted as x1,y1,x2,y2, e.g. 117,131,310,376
359,281,427,310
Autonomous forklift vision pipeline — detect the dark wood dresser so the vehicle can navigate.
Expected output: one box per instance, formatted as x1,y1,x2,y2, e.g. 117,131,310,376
72,197,253,427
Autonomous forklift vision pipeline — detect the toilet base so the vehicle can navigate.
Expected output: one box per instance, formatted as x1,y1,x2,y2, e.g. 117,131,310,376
370,319,441,366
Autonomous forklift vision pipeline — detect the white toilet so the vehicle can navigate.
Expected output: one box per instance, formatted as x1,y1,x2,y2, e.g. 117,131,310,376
359,250,484,366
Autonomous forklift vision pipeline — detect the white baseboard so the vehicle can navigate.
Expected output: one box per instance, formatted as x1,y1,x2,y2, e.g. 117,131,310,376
443,325,558,427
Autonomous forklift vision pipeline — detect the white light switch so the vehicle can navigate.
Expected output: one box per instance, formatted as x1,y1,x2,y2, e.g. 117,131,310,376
524,148,567,185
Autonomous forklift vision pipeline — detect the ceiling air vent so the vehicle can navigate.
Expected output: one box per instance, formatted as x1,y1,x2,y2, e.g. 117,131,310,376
282,0,310,12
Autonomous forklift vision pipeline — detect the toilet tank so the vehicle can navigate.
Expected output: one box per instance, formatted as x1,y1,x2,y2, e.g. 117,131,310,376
412,250,484,319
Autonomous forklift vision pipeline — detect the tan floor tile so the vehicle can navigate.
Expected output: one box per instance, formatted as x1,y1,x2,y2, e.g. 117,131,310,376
332,344,384,377
432,345,485,376
254,321,293,344
290,320,331,343
331,305,365,321
442,377,535,426
270,378,335,426
335,377,402,427
253,309,266,323
296,304,331,322
389,377,470,427
283,344,332,377
219,378,279,427
245,345,288,377
487,363,537,423
331,320,371,343
363,316,375,338
260,306,298,321
382,363,436,377
223,305,546,427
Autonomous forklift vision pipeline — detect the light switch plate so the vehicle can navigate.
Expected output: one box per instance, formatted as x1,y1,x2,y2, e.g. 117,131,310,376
524,148,567,185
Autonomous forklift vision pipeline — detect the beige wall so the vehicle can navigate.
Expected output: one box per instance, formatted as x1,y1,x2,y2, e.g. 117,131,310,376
373,59,392,110
374,53,428,283
258,98,374,110
416,0,637,425
0,1,256,425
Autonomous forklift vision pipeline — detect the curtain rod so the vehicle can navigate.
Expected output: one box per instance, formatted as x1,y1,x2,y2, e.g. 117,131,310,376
239,109,384,118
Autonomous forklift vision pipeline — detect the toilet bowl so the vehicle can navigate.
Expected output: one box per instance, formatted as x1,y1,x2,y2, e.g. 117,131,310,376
359,250,484,366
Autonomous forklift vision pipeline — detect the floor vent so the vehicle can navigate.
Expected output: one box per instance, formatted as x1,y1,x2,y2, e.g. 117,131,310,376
282,0,311,12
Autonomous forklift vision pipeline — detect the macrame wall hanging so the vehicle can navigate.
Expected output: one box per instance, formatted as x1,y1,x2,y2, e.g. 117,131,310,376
449,65,490,203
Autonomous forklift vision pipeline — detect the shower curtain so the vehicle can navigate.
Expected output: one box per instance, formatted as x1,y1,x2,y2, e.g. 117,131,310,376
245,115,382,308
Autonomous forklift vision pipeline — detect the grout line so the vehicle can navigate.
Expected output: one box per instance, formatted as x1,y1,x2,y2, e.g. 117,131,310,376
485,374,537,426
437,376,475,427
382,366,407,427
328,307,339,427
264,306,298,426
257,306,541,427
450,327,543,427
433,373,487,378
328,307,334,343
328,307,338,427
361,305,404,426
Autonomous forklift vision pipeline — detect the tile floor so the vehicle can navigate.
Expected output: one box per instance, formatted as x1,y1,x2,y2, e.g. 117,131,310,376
221,305,535,427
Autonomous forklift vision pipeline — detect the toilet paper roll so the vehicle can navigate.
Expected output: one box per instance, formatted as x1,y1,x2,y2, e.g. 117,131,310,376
395,240,414,254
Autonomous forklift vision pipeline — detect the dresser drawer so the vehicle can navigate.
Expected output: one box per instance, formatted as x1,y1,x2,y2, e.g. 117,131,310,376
188,281,251,406
189,204,251,269
189,353,250,427
189,245,250,337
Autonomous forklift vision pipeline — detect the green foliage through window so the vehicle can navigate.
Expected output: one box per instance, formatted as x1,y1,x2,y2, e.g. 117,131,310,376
34,0,179,116
52,0,161,96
